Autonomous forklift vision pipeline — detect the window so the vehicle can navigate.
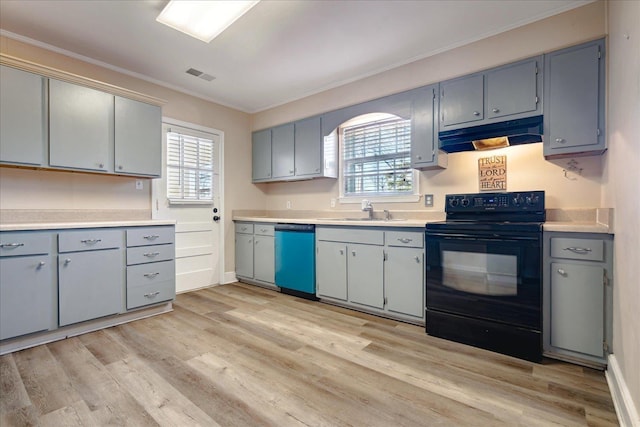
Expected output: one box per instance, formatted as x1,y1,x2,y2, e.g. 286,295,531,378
166,129,214,203
341,114,414,198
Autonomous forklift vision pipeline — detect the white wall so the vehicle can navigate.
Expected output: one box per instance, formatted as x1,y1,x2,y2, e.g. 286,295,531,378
603,0,640,419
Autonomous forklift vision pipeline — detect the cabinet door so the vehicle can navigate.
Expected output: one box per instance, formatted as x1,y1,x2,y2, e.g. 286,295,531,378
235,232,254,279
271,123,295,179
385,247,424,319
49,79,113,172
411,85,440,169
114,96,161,177
294,116,322,177
544,40,604,155
252,129,272,181
316,241,347,300
348,244,384,309
550,262,604,358
254,235,274,283
0,66,46,166
0,256,54,340
440,74,484,128
486,59,539,120
58,249,123,326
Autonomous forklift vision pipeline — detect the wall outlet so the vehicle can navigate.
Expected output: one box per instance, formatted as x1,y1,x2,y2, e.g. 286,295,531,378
330,198,336,208
135,180,144,190
424,194,434,207
286,200,291,209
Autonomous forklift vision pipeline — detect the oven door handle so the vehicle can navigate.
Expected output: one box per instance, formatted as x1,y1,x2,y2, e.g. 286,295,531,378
426,232,539,242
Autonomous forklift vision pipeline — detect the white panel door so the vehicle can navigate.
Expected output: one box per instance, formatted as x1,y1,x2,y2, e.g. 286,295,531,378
152,120,223,293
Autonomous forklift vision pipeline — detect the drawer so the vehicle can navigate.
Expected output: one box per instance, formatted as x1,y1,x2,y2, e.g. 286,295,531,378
127,280,175,309
386,230,424,248
550,237,604,262
127,243,175,265
127,226,174,247
0,232,51,257
316,227,384,245
59,229,123,253
254,223,275,236
235,222,254,234
127,260,175,288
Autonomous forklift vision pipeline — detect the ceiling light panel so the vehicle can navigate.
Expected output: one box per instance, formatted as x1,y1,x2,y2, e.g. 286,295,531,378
157,0,260,43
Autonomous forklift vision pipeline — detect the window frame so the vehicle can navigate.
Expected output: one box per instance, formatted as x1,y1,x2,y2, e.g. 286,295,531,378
338,113,419,204
165,126,216,205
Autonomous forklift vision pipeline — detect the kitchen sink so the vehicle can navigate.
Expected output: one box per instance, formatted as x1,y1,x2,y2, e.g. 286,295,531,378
317,217,407,222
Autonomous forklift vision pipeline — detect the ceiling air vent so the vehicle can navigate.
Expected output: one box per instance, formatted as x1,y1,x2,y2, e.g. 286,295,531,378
185,68,216,82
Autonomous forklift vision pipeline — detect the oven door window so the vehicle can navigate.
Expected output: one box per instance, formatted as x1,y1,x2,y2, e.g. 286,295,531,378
442,250,517,296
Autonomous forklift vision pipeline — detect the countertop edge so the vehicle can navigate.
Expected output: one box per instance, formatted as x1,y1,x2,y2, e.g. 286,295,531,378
0,219,177,231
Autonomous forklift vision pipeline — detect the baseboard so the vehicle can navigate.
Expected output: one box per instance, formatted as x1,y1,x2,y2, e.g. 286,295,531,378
224,271,238,284
606,354,640,427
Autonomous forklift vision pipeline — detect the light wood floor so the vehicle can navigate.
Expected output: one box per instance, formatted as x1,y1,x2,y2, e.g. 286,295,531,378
1,282,618,426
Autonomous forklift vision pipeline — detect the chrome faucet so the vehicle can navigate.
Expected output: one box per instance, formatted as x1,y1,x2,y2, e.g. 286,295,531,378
362,200,374,220
384,209,391,220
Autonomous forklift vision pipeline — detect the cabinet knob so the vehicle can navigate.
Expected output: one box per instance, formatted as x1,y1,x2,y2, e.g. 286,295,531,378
416,155,422,160
289,170,294,174
38,261,46,268
555,138,565,144
99,163,104,168
473,111,480,116
352,250,356,256
339,249,344,255
118,165,123,170
64,258,72,265
557,268,567,276
315,168,320,172
414,256,420,263
492,108,500,113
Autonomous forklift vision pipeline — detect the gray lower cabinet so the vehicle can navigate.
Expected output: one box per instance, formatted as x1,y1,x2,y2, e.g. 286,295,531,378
543,38,606,158
316,241,347,300
114,96,162,177
384,246,424,318
0,231,55,340
543,231,613,367
58,228,124,326
49,79,114,172
316,226,425,323
0,65,46,166
235,222,275,287
126,226,176,309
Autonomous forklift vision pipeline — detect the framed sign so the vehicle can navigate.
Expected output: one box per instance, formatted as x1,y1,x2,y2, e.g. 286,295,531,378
478,155,506,191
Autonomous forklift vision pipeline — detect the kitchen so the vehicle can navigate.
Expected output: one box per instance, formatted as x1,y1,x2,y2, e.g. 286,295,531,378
1,0,639,426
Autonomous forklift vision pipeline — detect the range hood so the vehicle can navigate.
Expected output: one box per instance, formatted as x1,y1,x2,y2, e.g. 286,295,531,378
438,115,543,153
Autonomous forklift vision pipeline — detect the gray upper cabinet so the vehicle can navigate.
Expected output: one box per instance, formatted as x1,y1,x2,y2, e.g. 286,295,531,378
114,96,162,177
252,129,272,181
0,66,46,166
411,84,446,170
271,123,295,179
486,59,539,120
294,116,322,177
439,56,542,131
544,39,605,158
440,74,484,128
49,79,114,172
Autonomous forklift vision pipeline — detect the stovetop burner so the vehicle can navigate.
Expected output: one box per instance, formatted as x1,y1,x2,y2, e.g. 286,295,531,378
440,191,545,224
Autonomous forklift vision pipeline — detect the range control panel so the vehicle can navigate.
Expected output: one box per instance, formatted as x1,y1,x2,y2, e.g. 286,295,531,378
445,191,545,213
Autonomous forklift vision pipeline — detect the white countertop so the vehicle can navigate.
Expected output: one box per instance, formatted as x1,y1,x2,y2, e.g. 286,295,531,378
0,219,176,232
542,221,612,234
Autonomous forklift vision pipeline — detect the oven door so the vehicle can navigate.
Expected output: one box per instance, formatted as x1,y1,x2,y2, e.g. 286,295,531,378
426,229,541,330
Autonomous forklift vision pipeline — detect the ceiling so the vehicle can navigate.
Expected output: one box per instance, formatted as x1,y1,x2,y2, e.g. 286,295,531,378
0,0,593,113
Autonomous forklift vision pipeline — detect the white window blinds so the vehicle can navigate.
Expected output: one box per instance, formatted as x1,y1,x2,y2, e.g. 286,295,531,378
166,130,214,203
342,116,412,197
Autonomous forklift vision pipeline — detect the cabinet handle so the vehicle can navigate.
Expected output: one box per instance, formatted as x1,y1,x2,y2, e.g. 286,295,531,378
143,235,160,240
144,291,160,298
352,250,356,256
0,243,25,249
555,138,565,144
81,239,102,244
492,108,500,113
472,111,480,116
557,268,567,276
339,249,344,255
398,238,413,244
143,252,160,257
144,272,160,278
260,228,268,232
564,247,592,254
